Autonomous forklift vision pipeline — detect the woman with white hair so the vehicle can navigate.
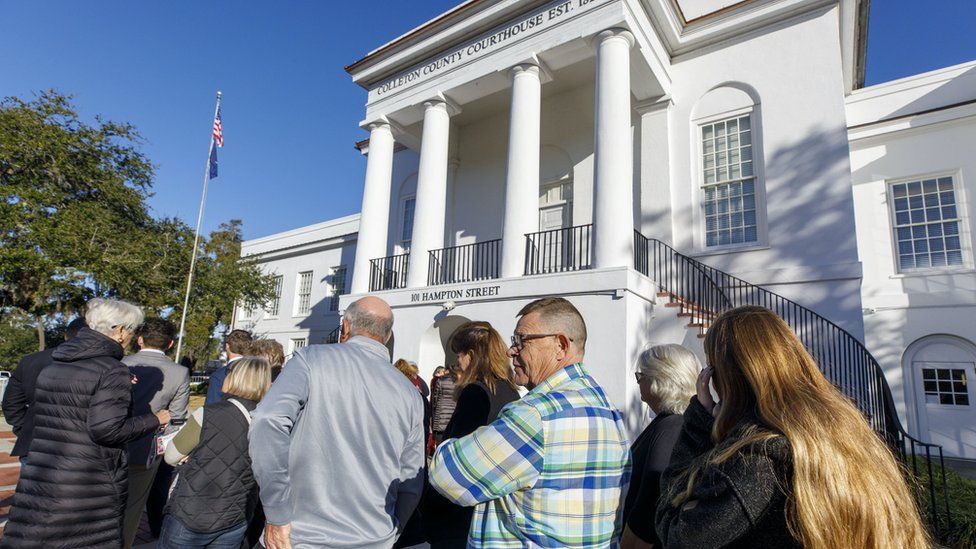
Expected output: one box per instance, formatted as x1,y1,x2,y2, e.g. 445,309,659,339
2,298,172,549
620,343,701,549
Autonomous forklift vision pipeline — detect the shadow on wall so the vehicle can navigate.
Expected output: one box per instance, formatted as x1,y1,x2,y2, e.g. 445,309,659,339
296,243,358,343
643,124,865,335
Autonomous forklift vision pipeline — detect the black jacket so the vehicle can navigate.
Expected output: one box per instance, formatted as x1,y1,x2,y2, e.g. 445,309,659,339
1,348,55,457
655,397,799,549
1,328,160,549
165,396,259,533
422,382,520,543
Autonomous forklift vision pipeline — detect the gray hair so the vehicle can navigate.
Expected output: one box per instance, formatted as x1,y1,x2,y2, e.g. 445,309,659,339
637,344,701,414
85,298,144,337
344,300,393,341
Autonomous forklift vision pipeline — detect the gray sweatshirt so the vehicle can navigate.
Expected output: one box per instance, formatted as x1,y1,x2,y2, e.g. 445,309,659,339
249,336,425,548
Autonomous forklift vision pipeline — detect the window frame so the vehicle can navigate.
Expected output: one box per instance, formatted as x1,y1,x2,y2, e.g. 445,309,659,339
692,106,768,253
266,275,284,318
294,270,313,317
329,265,347,312
886,171,972,274
397,195,416,254
290,337,307,354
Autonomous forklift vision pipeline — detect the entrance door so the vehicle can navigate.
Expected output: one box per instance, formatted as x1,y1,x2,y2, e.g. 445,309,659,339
914,360,976,458
537,181,573,272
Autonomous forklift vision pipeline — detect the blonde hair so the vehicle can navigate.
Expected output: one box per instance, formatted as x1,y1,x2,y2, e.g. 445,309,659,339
222,357,272,401
636,344,701,414
676,306,929,548
249,339,284,368
393,358,418,379
450,321,518,396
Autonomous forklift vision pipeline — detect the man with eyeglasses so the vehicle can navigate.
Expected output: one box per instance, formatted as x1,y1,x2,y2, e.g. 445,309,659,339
429,297,631,547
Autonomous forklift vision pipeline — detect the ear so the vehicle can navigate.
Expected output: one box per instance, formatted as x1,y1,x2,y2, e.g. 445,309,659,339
137,336,145,348
556,333,572,358
166,341,174,351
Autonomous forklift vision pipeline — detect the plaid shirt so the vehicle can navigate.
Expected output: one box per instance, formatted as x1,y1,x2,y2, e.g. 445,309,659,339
430,362,631,547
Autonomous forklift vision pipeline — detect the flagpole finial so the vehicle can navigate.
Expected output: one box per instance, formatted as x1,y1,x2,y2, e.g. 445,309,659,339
217,90,222,98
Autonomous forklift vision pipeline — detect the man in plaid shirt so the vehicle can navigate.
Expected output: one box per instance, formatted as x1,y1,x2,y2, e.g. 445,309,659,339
430,297,631,547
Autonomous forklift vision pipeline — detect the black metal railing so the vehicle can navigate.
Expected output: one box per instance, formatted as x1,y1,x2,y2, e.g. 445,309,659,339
524,224,592,275
369,253,409,292
428,239,501,286
634,231,951,529
325,325,341,344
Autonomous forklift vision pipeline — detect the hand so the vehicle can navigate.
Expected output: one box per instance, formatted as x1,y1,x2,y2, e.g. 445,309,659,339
130,374,138,385
264,523,292,549
155,409,172,428
697,368,716,414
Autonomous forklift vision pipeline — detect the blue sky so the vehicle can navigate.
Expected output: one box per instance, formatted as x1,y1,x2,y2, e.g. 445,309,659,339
1,0,973,240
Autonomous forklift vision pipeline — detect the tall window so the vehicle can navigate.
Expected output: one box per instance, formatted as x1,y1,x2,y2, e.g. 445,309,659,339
400,197,416,250
700,115,758,247
295,271,313,315
890,176,964,271
267,275,283,317
329,265,347,311
290,338,307,353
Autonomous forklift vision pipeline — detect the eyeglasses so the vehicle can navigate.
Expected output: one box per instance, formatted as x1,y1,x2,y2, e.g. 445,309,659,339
510,333,572,351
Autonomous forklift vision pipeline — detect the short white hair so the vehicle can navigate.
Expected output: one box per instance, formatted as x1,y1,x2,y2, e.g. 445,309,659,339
85,298,144,336
637,344,702,414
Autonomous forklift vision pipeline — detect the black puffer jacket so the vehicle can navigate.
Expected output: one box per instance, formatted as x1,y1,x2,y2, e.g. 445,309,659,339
165,397,259,533
1,328,160,549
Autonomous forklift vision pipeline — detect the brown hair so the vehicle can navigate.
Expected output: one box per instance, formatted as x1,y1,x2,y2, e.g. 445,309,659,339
449,321,517,396
676,306,929,548
222,356,272,401
517,297,587,351
249,339,284,368
225,329,253,355
393,358,418,380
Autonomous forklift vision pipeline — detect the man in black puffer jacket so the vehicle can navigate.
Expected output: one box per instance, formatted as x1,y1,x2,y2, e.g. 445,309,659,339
1,299,170,549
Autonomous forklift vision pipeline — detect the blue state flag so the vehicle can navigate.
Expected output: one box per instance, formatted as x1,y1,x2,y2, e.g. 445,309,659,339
208,144,218,179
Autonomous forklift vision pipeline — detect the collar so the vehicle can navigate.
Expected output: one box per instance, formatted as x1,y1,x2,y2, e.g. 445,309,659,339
529,362,588,396
227,356,243,365
139,348,167,355
347,335,391,359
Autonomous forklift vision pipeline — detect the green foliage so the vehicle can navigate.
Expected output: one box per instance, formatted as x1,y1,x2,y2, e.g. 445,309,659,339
912,457,976,548
0,313,38,371
0,91,274,360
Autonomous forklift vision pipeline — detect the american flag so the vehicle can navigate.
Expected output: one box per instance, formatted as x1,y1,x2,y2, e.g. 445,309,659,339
212,106,223,147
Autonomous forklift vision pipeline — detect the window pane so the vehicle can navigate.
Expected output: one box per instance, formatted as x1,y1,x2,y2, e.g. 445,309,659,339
942,205,957,219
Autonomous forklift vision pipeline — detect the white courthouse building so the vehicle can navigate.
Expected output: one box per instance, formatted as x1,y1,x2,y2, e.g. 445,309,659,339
235,0,976,461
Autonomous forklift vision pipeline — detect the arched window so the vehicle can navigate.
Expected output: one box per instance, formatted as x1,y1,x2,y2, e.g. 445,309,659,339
692,84,765,250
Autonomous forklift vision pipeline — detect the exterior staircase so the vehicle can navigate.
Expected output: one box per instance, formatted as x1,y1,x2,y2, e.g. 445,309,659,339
634,231,952,529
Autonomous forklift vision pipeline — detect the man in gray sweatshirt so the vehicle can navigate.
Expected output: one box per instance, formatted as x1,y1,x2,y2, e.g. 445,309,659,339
250,296,425,549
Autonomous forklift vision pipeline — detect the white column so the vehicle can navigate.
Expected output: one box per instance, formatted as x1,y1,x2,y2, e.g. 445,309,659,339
592,28,635,269
501,63,542,279
406,100,452,288
350,121,395,294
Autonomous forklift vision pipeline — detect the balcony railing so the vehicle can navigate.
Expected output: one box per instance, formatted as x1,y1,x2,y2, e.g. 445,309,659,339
428,239,501,286
634,230,951,530
369,253,409,292
524,224,592,275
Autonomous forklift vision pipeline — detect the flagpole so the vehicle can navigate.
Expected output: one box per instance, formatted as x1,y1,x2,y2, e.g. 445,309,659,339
176,91,222,363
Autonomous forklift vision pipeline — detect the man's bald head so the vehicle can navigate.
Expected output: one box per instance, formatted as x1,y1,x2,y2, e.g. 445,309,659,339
344,296,394,343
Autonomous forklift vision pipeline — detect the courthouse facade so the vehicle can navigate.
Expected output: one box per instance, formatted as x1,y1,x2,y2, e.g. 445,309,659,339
235,0,976,459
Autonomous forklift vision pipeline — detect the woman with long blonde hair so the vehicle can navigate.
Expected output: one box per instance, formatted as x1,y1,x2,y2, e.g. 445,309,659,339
422,321,520,548
656,306,929,548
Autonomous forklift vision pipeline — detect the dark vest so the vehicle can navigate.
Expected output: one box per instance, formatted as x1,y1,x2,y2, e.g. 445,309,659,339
165,397,258,533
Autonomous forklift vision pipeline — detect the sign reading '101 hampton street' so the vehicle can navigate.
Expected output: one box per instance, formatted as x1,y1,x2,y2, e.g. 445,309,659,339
410,285,501,303
371,0,604,99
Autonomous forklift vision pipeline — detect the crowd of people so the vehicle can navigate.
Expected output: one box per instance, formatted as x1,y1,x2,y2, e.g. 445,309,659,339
0,294,933,548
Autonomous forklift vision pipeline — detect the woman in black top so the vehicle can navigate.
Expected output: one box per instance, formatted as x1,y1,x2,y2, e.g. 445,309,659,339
422,321,520,548
622,344,701,548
